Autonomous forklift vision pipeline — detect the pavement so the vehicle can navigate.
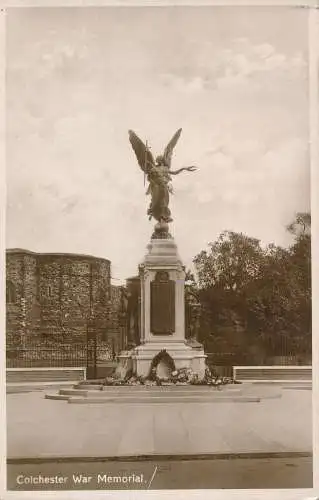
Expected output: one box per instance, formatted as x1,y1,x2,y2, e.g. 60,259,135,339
6,382,80,394
6,383,312,459
7,456,313,490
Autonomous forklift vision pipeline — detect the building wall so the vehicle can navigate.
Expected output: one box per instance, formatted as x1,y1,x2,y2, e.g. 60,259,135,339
6,249,122,350
24,253,40,343
6,252,24,347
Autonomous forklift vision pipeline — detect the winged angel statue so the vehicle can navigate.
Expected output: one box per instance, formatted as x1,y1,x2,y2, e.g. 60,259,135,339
128,129,196,224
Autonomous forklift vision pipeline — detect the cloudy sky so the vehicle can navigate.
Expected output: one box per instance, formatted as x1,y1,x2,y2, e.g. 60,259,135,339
6,6,310,283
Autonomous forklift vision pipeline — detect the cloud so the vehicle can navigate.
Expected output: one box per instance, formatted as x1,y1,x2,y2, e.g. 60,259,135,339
6,9,309,281
160,73,206,93
160,38,307,92
215,39,306,89
187,136,307,208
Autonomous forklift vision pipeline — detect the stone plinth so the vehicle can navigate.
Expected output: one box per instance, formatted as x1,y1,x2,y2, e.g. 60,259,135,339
131,342,206,378
131,235,206,379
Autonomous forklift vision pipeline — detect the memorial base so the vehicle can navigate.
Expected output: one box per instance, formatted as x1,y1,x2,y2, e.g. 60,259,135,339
115,226,207,381
131,341,207,379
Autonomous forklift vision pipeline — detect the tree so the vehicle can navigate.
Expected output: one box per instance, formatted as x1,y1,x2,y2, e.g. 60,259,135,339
194,231,264,291
288,212,311,291
287,212,311,238
286,212,311,353
244,244,301,353
193,231,265,354
192,213,311,361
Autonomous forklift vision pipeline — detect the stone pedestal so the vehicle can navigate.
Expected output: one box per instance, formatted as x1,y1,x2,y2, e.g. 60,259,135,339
131,233,207,379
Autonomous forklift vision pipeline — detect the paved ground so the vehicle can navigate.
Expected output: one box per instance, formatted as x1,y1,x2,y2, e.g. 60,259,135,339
7,456,313,490
6,384,312,459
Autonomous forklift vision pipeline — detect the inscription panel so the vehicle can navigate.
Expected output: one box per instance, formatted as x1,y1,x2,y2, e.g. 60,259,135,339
150,271,175,334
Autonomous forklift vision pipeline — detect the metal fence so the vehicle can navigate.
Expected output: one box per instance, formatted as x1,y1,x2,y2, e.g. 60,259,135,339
6,344,311,370
6,342,115,368
205,352,311,378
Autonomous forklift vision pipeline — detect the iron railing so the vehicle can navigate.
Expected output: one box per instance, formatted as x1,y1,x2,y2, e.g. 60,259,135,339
205,352,312,377
6,342,115,368
6,344,311,370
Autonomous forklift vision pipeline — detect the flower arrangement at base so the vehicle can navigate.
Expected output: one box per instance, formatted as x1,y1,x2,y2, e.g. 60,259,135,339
101,365,241,387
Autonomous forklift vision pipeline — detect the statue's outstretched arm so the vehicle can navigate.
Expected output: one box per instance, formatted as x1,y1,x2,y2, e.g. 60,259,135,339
170,166,197,175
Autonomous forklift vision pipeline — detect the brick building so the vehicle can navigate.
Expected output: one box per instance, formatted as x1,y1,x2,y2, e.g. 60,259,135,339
6,249,124,353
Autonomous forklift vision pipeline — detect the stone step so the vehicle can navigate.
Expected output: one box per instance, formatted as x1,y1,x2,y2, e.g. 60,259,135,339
46,386,281,402
48,388,245,398
73,384,103,391
76,379,105,385
51,389,281,401
70,388,245,397
6,381,76,394
61,388,242,397
79,385,242,392
45,394,70,401
67,395,261,404
94,392,279,400
74,383,242,391
60,389,245,398
282,385,312,390
251,380,312,385
59,389,89,396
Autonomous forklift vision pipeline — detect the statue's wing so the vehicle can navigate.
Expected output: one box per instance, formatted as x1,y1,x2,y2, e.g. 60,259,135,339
163,128,182,167
128,130,155,173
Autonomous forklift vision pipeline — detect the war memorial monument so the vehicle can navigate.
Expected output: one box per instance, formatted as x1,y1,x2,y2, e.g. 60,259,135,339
115,129,207,380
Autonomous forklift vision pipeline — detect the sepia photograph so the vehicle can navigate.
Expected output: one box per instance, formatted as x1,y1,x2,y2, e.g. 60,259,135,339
3,3,315,493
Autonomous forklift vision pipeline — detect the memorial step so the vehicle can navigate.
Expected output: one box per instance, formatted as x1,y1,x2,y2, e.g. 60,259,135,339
45,381,284,404
67,395,261,404
73,384,104,391
74,383,243,391
60,389,245,398
56,388,281,400
44,394,70,401
60,388,242,396
59,389,89,396
282,385,312,390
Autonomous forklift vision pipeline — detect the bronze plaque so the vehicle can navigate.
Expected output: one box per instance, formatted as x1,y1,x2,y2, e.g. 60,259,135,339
150,271,175,334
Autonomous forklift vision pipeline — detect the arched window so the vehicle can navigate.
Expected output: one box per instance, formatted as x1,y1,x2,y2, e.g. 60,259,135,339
6,281,16,304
